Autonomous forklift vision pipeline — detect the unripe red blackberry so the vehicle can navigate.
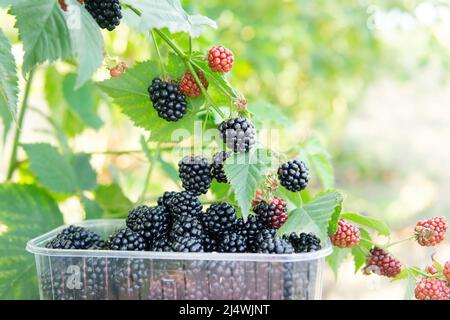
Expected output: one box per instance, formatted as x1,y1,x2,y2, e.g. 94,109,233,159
444,261,450,282
85,0,122,31
330,219,361,248
218,117,256,153
148,78,187,122
179,155,212,196
415,216,448,246
209,151,232,183
179,70,208,98
363,247,402,278
415,278,450,300
208,46,234,73
277,160,309,192
252,197,288,230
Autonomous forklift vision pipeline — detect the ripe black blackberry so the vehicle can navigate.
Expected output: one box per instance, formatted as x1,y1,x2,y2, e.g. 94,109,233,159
179,155,212,196
218,232,248,253
152,237,173,252
83,257,108,299
202,234,218,252
277,160,309,192
157,191,177,209
107,228,146,251
210,151,232,183
85,0,122,31
203,202,237,237
218,117,256,153
148,78,187,122
127,205,169,244
284,232,322,253
254,230,294,254
168,191,203,220
46,225,105,250
172,236,204,252
235,215,265,248
171,215,204,238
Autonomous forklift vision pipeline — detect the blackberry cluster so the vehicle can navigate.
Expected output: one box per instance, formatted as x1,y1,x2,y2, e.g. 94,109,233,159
85,0,122,31
218,117,256,153
107,228,146,251
284,232,322,253
178,155,212,196
252,197,288,230
45,225,105,250
148,78,187,122
277,160,309,192
127,205,169,246
202,202,237,235
210,151,232,183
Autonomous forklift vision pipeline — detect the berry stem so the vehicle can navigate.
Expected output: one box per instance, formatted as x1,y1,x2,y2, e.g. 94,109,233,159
151,30,167,76
136,155,155,205
386,235,416,248
154,29,186,60
356,244,370,256
5,70,35,181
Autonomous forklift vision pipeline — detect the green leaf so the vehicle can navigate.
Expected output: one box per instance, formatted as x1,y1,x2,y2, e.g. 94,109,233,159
167,52,187,80
65,0,104,87
224,149,272,220
97,60,199,142
279,191,343,240
0,29,19,140
275,186,303,212
10,0,72,75
63,73,103,129
248,101,291,128
0,184,63,299
94,183,133,218
210,180,231,200
22,143,78,194
0,0,27,7
300,137,335,189
326,247,350,279
81,195,103,219
122,0,217,37
341,212,390,237
351,227,371,273
70,153,98,191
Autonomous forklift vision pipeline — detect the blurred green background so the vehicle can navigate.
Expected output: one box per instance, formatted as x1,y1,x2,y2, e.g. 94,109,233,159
1,0,450,299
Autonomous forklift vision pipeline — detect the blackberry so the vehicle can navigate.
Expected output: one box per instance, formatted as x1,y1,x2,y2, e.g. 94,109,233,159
179,155,212,196
129,205,169,244
203,202,237,237
168,191,203,220
363,247,402,278
218,117,256,153
125,205,146,230
210,151,232,183
107,228,146,251
171,215,204,238
85,0,122,31
172,236,204,252
219,232,248,253
152,237,173,252
45,225,105,250
254,230,293,254
157,191,177,209
109,258,149,298
330,219,361,248
208,46,235,73
277,160,309,192
284,232,322,253
202,234,218,252
415,278,450,300
148,78,187,122
83,257,108,299
415,216,448,246
179,70,209,98
252,198,288,230
250,228,276,252
235,215,264,247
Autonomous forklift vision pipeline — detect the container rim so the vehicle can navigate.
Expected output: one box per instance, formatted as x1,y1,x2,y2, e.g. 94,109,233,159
26,219,333,262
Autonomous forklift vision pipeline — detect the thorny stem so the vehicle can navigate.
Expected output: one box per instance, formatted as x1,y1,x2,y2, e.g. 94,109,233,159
6,70,35,181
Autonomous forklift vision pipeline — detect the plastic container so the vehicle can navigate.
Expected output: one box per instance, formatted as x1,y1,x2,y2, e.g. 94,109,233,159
26,219,332,300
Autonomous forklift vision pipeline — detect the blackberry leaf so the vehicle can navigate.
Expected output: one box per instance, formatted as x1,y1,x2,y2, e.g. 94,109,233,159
341,212,390,237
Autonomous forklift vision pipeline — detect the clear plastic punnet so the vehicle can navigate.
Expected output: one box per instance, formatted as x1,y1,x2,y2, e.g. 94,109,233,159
26,219,333,300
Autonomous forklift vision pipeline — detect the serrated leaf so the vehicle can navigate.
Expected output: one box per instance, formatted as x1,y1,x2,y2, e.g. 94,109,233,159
122,0,217,38
351,227,371,273
224,149,272,220
248,101,291,128
0,29,19,140
22,143,78,194
65,0,104,87
326,247,350,279
97,60,199,142
275,186,302,212
63,73,103,129
0,184,63,299
167,52,186,79
94,183,133,218
70,153,97,191
341,212,390,236
10,0,72,75
81,195,103,219
279,191,343,240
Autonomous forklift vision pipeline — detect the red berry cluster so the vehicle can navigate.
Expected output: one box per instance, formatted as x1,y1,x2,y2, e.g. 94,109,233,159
208,46,234,73
415,278,450,300
179,71,209,98
330,219,361,248
415,216,448,246
363,247,402,278
270,196,288,229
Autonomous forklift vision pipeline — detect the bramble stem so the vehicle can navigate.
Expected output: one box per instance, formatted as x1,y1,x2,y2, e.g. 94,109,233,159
386,235,416,248
154,29,186,59
151,30,167,76
6,70,35,181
